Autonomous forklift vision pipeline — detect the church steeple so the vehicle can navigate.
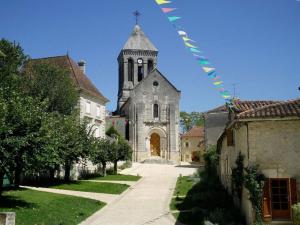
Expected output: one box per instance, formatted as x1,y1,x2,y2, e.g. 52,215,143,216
117,24,158,111
122,25,158,52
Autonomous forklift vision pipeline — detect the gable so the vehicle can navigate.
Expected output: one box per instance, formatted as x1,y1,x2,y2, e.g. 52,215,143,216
132,69,180,99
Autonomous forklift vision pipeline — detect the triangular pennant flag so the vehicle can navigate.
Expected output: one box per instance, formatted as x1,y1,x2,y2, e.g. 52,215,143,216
208,73,217,78
193,54,201,57
223,95,231,99
168,16,181,22
218,88,225,92
178,30,187,36
199,59,210,65
184,42,197,48
213,76,221,81
220,91,229,95
190,48,201,53
182,37,195,42
155,0,171,4
161,8,177,13
214,81,223,85
203,67,215,73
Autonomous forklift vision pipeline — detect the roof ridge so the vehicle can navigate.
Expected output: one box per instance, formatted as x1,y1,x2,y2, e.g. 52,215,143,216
66,55,81,88
237,98,300,117
30,55,68,61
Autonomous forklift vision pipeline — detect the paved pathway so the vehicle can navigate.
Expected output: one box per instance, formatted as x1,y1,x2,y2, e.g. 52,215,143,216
21,186,118,204
80,163,198,225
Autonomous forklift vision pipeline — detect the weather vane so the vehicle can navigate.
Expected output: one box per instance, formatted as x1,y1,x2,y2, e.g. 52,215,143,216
133,10,141,25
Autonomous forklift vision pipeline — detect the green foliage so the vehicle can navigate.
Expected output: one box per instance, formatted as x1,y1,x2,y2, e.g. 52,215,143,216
106,125,121,138
0,39,91,190
292,203,300,225
0,189,105,225
180,111,204,133
203,145,218,175
244,164,265,223
231,152,244,200
24,63,79,115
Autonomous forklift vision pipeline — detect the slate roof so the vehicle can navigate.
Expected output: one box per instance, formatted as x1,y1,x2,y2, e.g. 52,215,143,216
123,25,158,51
181,126,204,138
235,99,300,119
27,55,109,103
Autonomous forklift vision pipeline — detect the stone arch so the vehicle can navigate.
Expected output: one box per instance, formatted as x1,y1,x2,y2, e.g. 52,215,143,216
146,127,167,158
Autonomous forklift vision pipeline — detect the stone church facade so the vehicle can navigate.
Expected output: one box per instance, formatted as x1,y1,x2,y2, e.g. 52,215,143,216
116,25,181,162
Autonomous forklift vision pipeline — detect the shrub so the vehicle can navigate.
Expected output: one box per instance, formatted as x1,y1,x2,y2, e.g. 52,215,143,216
292,203,300,225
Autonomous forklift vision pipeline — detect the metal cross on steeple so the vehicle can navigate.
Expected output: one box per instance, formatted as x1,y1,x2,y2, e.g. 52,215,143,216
133,10,141,25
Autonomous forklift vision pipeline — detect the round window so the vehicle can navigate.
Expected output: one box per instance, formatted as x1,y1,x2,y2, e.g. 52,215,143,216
153,81,159,87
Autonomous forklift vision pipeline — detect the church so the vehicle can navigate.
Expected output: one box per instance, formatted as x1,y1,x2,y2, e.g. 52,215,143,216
114,24,181,162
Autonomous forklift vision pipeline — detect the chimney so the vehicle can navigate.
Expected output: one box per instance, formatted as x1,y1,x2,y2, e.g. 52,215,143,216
77,60,86,73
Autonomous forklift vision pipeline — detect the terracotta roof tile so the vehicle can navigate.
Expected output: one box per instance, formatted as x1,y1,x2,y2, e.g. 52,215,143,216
27,55,109,102
181,126,204,138
235,99,300,119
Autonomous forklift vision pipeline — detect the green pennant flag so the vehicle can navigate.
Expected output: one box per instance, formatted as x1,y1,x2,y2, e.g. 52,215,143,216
168,16,181,22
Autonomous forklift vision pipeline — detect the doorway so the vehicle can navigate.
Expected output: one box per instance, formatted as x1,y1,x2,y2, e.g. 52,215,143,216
150,133,160,156
271,179,290,219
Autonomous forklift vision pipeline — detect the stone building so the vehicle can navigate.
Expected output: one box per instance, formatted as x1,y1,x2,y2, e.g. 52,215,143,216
204,105,228,150
116,25,181,162
181,126,205,164
217,99,300,225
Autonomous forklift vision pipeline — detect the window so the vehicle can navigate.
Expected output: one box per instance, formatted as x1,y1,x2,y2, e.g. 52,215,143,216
128,59,134,82
153,104,159,118
138,65,143,82
185,142,189,148
85,101,91,114
94,126,100,138
96,106,101,118
148,59,154,73
153,81,159,87
226,129,234,146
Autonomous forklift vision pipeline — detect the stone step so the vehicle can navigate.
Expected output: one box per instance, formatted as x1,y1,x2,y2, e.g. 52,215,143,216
141,156,174,165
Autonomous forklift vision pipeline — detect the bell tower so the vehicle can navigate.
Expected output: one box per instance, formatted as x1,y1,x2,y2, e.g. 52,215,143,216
117,19,158,111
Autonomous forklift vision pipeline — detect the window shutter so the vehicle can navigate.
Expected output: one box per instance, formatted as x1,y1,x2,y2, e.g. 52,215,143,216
226,129,234,146
263,178,272,221
290,178,298,206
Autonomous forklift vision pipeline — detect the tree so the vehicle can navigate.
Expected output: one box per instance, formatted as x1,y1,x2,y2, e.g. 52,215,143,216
112,138,132,174
90,138,112,177
106,125,132,174
57,113,91,181
24,63,79,115
180,111,204,133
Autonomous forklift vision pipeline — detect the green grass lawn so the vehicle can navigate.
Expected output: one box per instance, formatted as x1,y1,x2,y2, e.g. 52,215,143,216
48,181,129,194
170,176,195,211
87,174,141,181
170,171,245,225
0,188,105,225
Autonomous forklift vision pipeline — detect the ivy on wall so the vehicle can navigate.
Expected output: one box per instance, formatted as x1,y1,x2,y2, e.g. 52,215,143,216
244,165,265,223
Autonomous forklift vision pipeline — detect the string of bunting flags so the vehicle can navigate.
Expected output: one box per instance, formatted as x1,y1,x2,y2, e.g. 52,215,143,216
154,0,235,107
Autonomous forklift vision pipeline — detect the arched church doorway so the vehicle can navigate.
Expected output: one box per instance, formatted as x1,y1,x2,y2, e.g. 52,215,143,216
150,133,160,156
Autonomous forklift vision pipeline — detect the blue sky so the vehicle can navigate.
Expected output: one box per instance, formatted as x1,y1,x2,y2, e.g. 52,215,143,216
1,0,300,112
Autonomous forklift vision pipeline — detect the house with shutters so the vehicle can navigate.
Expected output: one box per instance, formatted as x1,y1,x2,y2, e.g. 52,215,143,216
217,99,300,225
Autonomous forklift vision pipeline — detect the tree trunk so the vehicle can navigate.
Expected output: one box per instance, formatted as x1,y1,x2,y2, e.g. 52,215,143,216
0,170,4,196
113,161,118,175
64,163,71,182
49,168,55,182
101,162,106,177
14,163,22,188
